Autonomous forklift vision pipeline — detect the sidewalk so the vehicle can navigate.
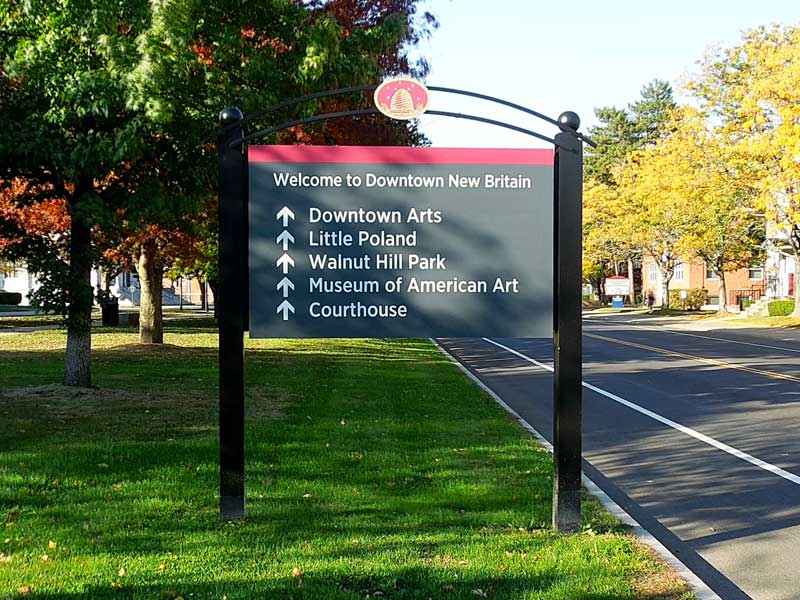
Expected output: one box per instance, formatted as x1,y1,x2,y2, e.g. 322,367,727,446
583,308,759,332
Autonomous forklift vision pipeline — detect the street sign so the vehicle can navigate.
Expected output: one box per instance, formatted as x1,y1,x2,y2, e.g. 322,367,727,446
249,146,554,338
218,87,588,531
605,276,631,297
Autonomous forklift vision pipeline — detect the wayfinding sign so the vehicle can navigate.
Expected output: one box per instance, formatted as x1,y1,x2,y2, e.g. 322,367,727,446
249,146,553,338
604,276,631,297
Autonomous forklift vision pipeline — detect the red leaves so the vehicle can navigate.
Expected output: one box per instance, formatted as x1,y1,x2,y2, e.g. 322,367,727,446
191,38,214,67
0,178,70,250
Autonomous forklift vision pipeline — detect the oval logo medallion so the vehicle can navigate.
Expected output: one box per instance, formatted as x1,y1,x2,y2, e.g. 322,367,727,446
374,77,429,120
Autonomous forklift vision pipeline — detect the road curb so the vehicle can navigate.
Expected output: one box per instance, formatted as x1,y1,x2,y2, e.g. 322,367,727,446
431,338,721,600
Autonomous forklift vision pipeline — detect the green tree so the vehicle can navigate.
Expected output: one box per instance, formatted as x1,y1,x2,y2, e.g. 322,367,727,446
586,79,676,184
0,0,436,382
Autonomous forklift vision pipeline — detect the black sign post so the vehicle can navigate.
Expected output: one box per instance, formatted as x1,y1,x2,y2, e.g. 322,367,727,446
218,108,247,521
553,114,583,533
216,84,589,531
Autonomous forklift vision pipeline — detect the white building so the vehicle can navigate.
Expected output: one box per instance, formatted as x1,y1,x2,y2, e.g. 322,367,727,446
765,223,796,299
0,264,138,306
1,263,210,308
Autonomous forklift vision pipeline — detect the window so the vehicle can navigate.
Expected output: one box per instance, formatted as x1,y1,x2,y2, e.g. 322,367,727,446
706,266,718,280
707,296,720,306
673,262,684,281
649,262,658,282
1,261,20,277
748,264,764,280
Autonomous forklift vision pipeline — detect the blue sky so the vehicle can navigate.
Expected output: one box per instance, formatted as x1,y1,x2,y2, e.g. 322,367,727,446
413,1,799,148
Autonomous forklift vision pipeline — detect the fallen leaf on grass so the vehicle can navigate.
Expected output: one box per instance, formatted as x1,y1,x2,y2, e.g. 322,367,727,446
118,567,128,577
158,563,167,571
17,586,32,595
97,463,109,469
472,589,488,598
0,553,11,563
292,566,304,588
48,540,57,550
41,554,50,562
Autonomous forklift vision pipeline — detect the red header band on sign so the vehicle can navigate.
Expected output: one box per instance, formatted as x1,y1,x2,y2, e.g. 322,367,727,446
249,145,554,166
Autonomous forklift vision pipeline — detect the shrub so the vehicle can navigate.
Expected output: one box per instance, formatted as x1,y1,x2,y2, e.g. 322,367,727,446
768,299,796,316
0,291,22,305
669,288,708,311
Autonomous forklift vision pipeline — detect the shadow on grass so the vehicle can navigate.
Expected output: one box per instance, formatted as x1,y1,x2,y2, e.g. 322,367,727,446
6,569,661,600
0,339,687,600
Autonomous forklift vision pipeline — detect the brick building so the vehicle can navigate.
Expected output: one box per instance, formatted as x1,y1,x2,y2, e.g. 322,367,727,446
641,256,766,310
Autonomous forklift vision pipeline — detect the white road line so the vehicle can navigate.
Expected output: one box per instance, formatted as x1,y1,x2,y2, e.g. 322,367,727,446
482,337,800,487
432,338,722,600
587,320,800,355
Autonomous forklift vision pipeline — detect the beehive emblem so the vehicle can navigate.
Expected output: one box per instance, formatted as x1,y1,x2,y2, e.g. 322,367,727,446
374,78,429,120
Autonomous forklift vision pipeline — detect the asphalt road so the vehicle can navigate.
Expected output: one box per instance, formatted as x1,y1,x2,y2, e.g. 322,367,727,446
438,316,800,600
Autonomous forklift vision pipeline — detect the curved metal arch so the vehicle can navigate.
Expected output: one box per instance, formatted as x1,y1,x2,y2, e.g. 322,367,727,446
234,108,381,148
234,84,558,127
427,86,559,128
221,84,598,148
230,108,562,149
234,85,377,131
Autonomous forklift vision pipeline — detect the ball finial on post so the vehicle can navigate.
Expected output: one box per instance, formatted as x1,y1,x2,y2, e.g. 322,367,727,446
219,107,244,126
557,111,580,132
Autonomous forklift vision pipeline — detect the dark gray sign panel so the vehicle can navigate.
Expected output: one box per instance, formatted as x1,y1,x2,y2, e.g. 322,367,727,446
249,145,553,338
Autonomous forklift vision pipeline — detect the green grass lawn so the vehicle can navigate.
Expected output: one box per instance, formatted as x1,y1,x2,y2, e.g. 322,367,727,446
0,323,692,599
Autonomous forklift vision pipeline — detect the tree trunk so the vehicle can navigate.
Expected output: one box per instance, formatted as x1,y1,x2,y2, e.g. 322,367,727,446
662,278,671,310
199,277,207,311
627,258,635,305
718,269,730,315
103,269,114,297
136,241,163,344
208,277,219,321
64,196,93,387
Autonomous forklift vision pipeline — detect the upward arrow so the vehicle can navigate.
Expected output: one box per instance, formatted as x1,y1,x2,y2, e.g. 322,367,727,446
276,253,295,274
276,229,295,251
276,206,295,227
276,300,295,321
276,276,295,298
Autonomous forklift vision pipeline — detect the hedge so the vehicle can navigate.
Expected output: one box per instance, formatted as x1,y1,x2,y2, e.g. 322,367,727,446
668,288,708,311
768,300,796,317
0,291,22,305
